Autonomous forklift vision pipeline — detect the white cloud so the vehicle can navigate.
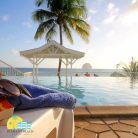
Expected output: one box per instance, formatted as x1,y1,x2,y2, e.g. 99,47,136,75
110,8,119,16
11,49,18,55
7,36,14,41
93,26,99,31
89,9,97,14
107,31,115,37
86,17,91,21
118,1,138,26
3,15,9,22
86,49,94,54
107,3,114,11
26,40,31,43
23,22,31,28
132,0,137,4
79,49,94,54
98,0,103,4
103,3,119,24
0,36,14,41
120,12,138,26
103,15,116,24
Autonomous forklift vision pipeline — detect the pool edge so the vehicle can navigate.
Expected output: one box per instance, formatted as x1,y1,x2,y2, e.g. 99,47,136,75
74,105,138,118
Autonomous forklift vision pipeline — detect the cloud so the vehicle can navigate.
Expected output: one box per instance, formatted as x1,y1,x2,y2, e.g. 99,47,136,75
86,17,91,21
103,3,119,24
119,12,138,25
98,0,103,4
7,36,14,41
93,26,99,31
132,0,137,4
26,40,31,43
89,9,97,14
11,49,18,54
107,3,114,11
23,22,31,28
86,49,94,54
79,49,94,54
0,36,14,42
3,15,9,22
107,31,115,36
118,0,138,26
103,15,116,24
0,38,4,41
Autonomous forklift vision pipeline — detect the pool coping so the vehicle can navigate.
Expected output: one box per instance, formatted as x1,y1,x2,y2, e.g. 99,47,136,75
74,105,138,118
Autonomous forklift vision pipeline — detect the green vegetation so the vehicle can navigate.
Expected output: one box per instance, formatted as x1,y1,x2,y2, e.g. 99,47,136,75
111,57,138,77
111,72,125,77
16,73,22,76
0,71,6,76
32,0,90,76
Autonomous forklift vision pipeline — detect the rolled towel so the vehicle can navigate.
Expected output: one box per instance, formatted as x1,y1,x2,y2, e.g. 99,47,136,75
6,84,77,110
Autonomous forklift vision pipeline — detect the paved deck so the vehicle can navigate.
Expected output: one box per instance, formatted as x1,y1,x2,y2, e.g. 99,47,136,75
74,106,138,138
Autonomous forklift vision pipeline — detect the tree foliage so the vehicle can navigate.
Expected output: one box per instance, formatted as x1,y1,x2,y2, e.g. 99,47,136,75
32,0,90,44
111,57,138,77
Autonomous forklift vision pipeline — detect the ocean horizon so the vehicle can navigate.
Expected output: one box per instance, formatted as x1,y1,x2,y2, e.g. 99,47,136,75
16,68,123,77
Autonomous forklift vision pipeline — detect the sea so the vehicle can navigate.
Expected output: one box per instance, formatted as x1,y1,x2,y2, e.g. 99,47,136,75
16,68,124,77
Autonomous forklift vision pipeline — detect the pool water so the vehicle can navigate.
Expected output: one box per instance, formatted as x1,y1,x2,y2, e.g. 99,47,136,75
4,76,138,106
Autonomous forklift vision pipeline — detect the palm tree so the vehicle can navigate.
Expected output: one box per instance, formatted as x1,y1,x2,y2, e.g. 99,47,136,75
32,0,90,76
111,57,138,77
11,115,18,129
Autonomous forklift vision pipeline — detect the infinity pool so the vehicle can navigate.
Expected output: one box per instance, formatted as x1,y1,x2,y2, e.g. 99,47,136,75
5,76,138,106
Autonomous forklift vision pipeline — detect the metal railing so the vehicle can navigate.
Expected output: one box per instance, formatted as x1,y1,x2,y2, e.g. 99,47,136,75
0,60,24,77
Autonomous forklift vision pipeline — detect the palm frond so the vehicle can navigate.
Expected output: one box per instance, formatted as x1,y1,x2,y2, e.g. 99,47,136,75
65,17,90,43
64,17,90,32
33,0,90,45
75,0,86,5
116,63,120,69
35,0,45,7
73,18,90,30
65,0,86,9
34,19,55,40
75,25,90,43
32,9,57,22
64,6,87,18
35,0,52,7
45,23,58,42
115,57,138,77
63,22,73,44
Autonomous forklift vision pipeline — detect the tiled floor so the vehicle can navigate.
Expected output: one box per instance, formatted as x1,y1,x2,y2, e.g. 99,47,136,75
74,117,138,138
74,106,138,138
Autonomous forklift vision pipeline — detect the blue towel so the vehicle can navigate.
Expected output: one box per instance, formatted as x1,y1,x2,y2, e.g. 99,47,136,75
4,84,76,110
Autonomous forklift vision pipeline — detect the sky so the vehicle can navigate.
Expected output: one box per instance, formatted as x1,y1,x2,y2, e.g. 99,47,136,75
0,0,138,69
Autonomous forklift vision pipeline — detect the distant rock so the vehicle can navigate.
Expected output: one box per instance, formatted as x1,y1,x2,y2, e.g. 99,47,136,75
82,63,92,69
111,72,125,77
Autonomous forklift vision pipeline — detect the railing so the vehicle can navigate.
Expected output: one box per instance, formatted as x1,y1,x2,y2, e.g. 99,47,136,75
0,60,24,77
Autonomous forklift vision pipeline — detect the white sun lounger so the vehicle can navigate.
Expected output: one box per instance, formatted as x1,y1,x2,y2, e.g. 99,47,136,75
0,108,74,138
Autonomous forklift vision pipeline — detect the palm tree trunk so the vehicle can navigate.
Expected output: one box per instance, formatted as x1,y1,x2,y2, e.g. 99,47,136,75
57,24,63,76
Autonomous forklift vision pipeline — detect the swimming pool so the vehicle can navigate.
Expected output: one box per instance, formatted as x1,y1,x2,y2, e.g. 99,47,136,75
4,76,138,106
